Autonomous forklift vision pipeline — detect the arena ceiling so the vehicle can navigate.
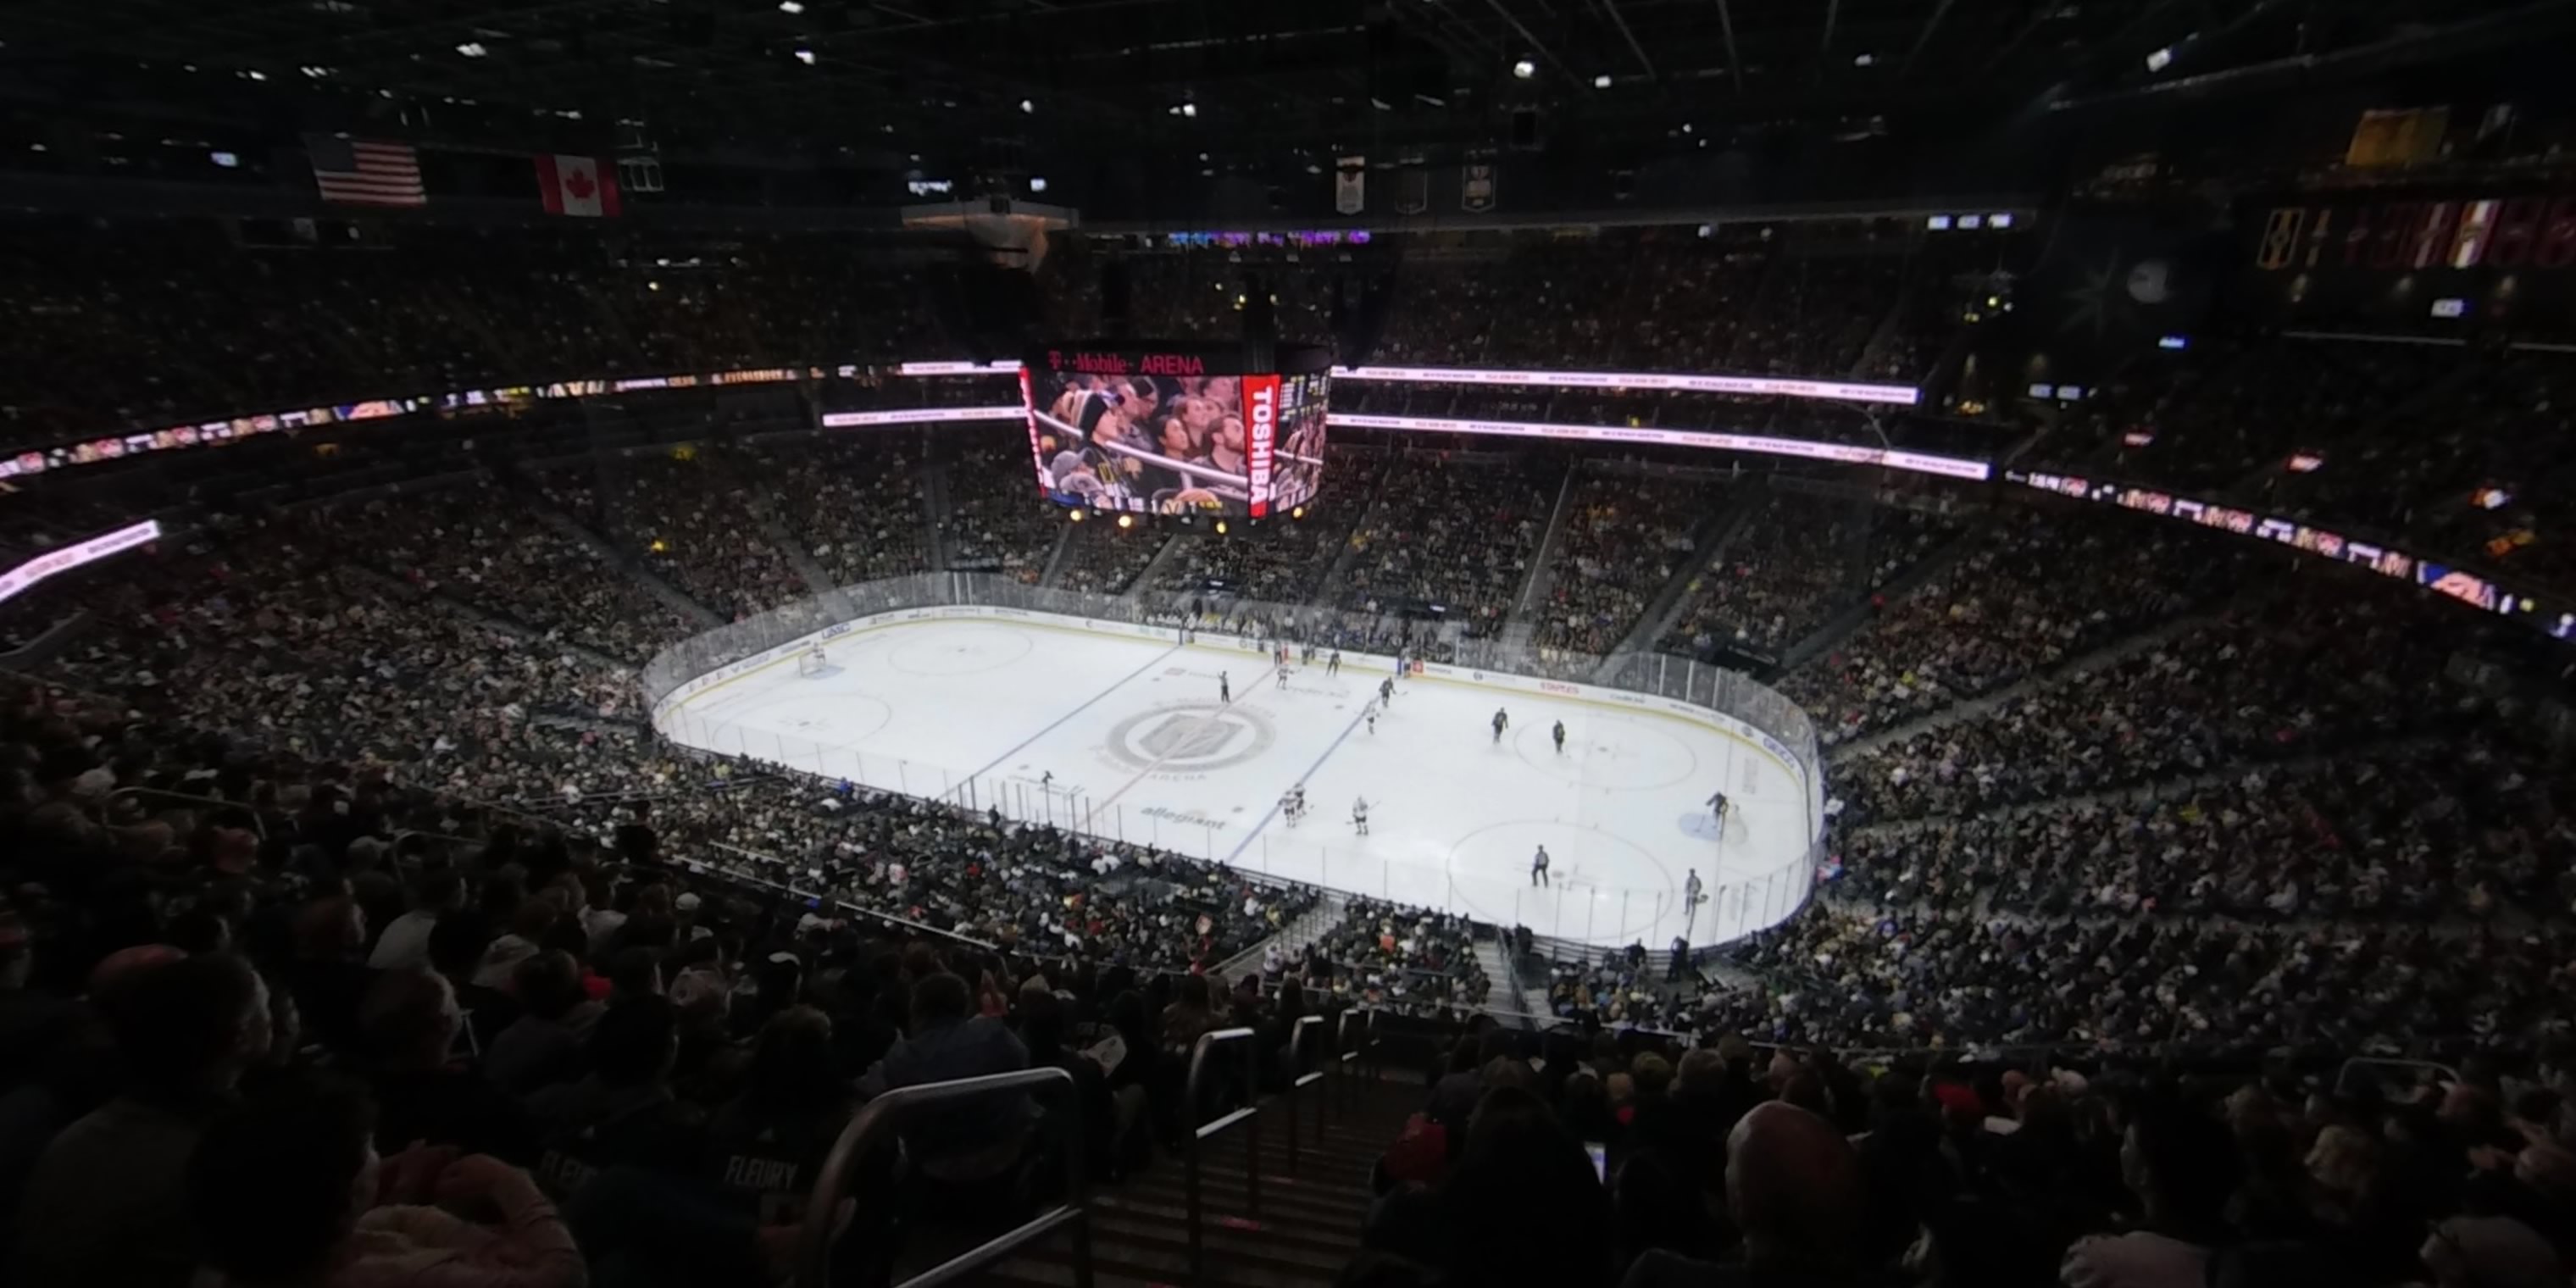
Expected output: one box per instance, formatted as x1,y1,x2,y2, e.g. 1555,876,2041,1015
0,0,2560,169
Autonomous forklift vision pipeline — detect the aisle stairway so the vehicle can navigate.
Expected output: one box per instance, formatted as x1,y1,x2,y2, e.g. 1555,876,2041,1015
830,1045,1421,1288
963,1075,1417,1288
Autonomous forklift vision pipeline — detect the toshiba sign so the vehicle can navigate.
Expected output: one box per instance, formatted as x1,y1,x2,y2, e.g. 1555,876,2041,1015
1243,375,1280,517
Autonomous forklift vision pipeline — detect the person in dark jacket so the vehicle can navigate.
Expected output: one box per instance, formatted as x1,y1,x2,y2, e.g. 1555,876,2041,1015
857,973,1032,1182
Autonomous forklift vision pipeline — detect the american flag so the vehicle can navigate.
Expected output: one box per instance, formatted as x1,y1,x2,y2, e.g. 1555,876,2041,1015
307,136,425,207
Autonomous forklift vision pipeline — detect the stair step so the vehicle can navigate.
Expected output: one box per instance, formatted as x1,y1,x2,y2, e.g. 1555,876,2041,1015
1086,1193,1363,1253
1118,1177,1371,1226
992,1237,1340,1288
1083,1212,1356,1270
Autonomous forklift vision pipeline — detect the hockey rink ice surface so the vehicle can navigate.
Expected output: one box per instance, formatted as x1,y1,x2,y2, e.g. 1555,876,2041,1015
658,614,1815,949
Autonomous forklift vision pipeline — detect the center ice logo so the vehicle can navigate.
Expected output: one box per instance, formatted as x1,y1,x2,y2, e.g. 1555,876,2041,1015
1103,703,1276,773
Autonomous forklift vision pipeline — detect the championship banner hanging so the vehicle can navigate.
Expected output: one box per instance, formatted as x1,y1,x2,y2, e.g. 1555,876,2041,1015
1462,163,1496,214
1335,155,1367,215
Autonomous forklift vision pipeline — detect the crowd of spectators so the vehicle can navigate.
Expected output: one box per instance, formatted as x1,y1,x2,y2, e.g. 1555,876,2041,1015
300,481,702,666
0,219,935,447
2270,352,2576,592
1664,491,1960,663
741,436,932,590
1708,897,2576,1060
1151,519,1351,604
0,663,1352,1288
940,441,1062,582
1532,472,1725,658
535,456,810,624
1338,453,1557,631
1363,997,2576,1288
1780,509,2250,745
1830,580,2469,824
1299,898,1491,1019
2065,337,2452,492
1366,224,1951,380
1837,726,2576,926
1053,522,1167,597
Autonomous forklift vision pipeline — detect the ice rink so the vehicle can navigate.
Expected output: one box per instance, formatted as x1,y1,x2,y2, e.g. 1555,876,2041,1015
656,613,1817,948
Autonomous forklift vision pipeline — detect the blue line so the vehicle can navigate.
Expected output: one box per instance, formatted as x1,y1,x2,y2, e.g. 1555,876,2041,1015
1224,699,1373,864
955,642,1182,797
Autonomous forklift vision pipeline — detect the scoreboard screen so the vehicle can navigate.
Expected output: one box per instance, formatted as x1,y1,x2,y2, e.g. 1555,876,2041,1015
1022,344,1330,517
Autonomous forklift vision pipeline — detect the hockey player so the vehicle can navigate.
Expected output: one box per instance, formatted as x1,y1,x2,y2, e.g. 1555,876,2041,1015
1280,787,1302,826
1530,845,1551,887
1327,650,1341,676
1277,663,1291,691
1379,677,1394,705
1685,868,1704,907
1552,720,1566,754
1219,671,1231,703
1491,708,1510,745
1707,789,1729,828
1365,702,1380,736
1352,797,1370,836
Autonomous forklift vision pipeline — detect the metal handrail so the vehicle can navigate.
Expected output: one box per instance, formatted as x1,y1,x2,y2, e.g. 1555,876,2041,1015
1286,1013,1327,1165
1182,1026,1262,1288
687,857,999,951
795,1065,1091,1288
1332,1008,1380,1118
105,786,264,840
2334,1057,2462,1098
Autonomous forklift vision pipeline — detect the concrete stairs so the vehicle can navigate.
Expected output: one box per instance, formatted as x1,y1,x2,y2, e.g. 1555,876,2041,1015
923,459,954,573
1774,515,1995,677
1593,485,1762,675
526,505,724,629
1505,464,1581,626
1036,525,1078,589
1308,452,1402,605
1128,535,1189,599
1215,892,1351,980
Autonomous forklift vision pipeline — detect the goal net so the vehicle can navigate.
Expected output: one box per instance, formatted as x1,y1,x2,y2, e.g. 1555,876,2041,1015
796,647,828,677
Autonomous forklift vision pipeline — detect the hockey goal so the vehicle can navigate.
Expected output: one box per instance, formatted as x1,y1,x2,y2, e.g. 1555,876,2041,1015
795,646,829,677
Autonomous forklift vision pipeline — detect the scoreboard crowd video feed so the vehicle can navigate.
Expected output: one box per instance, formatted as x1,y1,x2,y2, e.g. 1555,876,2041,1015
1023,342,1330,518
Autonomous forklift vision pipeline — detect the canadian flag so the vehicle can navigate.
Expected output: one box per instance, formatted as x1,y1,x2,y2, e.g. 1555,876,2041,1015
535,154,620,218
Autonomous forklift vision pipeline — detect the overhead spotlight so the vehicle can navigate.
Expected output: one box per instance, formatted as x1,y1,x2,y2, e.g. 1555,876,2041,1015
1069,508,1085,523
1291,505,1306,520
793,47,816,64
455,41,488,58
2144,46,2174,72
1593,73,1612,89
1512,58,1536,79
1180,101,1197,118
1680,121,1692,134
1019,98,1034,114
1305,163,1322,175
778,0,803,10
1116,514,1134,530
1215,520,1229,535
1028,175,1048,193
1852,53,1875,66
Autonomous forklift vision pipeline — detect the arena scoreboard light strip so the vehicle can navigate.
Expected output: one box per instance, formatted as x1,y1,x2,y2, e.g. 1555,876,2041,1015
0,519,161,605
2006,469,2576,645
819,405,1026,428
1329,412,1990,480
1330,364,1921,407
